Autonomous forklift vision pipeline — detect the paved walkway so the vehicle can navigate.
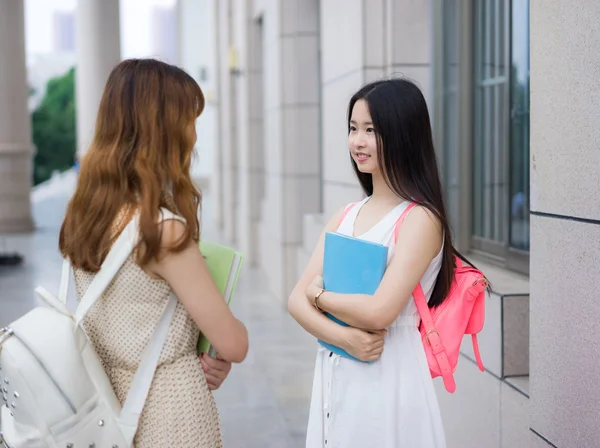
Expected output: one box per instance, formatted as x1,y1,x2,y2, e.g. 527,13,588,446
0,173,313,447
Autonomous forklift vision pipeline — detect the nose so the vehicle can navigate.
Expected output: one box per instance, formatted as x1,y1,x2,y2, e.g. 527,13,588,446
352,132,367,148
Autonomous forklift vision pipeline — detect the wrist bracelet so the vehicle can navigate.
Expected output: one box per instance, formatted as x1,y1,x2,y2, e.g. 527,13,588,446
314,288,325,312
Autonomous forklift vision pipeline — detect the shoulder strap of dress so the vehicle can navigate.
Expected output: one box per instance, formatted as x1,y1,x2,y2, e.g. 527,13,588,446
159,207,186,224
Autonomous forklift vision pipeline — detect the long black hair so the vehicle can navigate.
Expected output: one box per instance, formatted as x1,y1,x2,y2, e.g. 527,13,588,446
347,78,468,308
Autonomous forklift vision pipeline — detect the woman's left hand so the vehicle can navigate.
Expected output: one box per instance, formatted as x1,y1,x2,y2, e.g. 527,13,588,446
200,352,232,390
306,275,324,305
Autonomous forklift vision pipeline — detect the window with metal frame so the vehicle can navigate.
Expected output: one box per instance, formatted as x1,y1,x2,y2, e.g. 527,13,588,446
472,0,510,251
436,0,530,274
472,0,530,273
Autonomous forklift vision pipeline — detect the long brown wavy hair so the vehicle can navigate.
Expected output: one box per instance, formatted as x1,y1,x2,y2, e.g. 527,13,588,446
60,58,204,272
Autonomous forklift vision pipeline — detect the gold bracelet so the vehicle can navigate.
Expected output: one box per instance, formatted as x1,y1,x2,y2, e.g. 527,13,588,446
314,288,325,312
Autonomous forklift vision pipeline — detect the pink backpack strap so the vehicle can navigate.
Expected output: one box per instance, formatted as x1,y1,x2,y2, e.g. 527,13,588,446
393,203,457,393
472,334,484,371
337,202,359,229
392,202,417,244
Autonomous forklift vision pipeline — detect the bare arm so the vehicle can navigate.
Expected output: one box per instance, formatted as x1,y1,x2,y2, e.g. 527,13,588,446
288,208,387,363
147,220,249,363
310,206,443,330
287,207,351,346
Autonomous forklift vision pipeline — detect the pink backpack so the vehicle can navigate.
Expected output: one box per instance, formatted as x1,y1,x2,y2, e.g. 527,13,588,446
339,202,487,393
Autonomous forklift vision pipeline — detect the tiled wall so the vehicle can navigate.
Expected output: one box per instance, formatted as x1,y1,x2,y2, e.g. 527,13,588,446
459,261,530,382
320,0,374,215
217,0,436,301
217,0,322,301
299,0,434,275
530,1,600,446
320,0,433,216
436,359,534,448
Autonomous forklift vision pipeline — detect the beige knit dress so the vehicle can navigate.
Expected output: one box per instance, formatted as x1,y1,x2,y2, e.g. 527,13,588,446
74,254,223,447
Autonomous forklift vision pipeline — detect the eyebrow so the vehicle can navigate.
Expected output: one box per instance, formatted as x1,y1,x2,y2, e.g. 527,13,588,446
349,120,373,125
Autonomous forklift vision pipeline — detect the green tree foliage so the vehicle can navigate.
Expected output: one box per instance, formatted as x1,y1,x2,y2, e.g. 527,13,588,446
31,67,76,185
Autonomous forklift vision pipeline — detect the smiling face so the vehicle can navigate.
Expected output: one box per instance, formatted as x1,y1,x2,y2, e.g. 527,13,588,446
348,99,379,174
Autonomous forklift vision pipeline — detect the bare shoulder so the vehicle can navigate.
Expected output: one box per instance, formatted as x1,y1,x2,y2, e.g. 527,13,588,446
405,204,443,236
140,218,192,271
158,218,188,247
393,204,443,260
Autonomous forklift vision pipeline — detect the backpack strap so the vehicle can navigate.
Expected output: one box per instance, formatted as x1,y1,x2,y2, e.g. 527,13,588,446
119,292,178,430
472,334,484,371
393,204,456,393
337,202,359,229
119,209,185,431
73,215,142,325
72,209,185,325
58,258,71,305
64,208,184,439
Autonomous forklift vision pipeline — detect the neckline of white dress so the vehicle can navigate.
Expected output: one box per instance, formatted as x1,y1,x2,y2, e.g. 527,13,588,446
350,196,408,239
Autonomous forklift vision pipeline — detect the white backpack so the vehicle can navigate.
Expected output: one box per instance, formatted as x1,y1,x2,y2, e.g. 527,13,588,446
0,211,179,448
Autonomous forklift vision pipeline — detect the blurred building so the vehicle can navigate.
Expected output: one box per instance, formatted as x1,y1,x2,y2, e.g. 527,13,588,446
150,5,178,65
52,10,75,53
25,11,76,111
212,1,600,446
176,0,218,189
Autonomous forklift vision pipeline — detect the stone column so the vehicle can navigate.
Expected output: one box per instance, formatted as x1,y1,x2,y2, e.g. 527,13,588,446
216,0,238,244
229,0,265,267
75,0,121,158
320,0,387,217
0,0,34,232
255,0,321,300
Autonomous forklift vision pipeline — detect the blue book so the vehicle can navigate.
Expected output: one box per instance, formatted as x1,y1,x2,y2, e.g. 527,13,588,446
318,231,388,361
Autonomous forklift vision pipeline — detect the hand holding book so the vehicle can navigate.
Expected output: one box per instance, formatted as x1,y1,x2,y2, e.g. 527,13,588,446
196,241,244,358
312,232,389,362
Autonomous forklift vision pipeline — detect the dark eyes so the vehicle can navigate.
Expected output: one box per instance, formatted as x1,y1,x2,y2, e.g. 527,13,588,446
349,126,375,133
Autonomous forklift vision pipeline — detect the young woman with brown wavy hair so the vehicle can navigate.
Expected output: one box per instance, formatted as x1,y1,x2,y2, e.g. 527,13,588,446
59,59,248,447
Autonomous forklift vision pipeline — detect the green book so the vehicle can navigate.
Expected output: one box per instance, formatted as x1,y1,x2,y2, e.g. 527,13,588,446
196,241,244,357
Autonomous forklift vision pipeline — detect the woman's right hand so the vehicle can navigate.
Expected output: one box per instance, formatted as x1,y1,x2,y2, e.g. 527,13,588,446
341,327,387,362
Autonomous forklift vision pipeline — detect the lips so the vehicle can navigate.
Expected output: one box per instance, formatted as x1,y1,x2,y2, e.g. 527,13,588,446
355,152,370,163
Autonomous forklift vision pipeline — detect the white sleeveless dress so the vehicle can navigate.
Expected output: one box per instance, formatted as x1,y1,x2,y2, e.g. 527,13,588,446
305,197,446,448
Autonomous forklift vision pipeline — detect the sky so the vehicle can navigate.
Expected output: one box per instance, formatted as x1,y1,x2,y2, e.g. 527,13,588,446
25,0,176,59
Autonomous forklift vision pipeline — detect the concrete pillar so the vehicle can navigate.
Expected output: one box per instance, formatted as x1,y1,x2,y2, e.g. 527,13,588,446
75,0,121,158
212,0,225,229
299,0,434,271
231,0,264,266
216,0,238,243
319,0,433,217
177,0,218,193
256,0,321,301
0,0,34,232
319,0,387,217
